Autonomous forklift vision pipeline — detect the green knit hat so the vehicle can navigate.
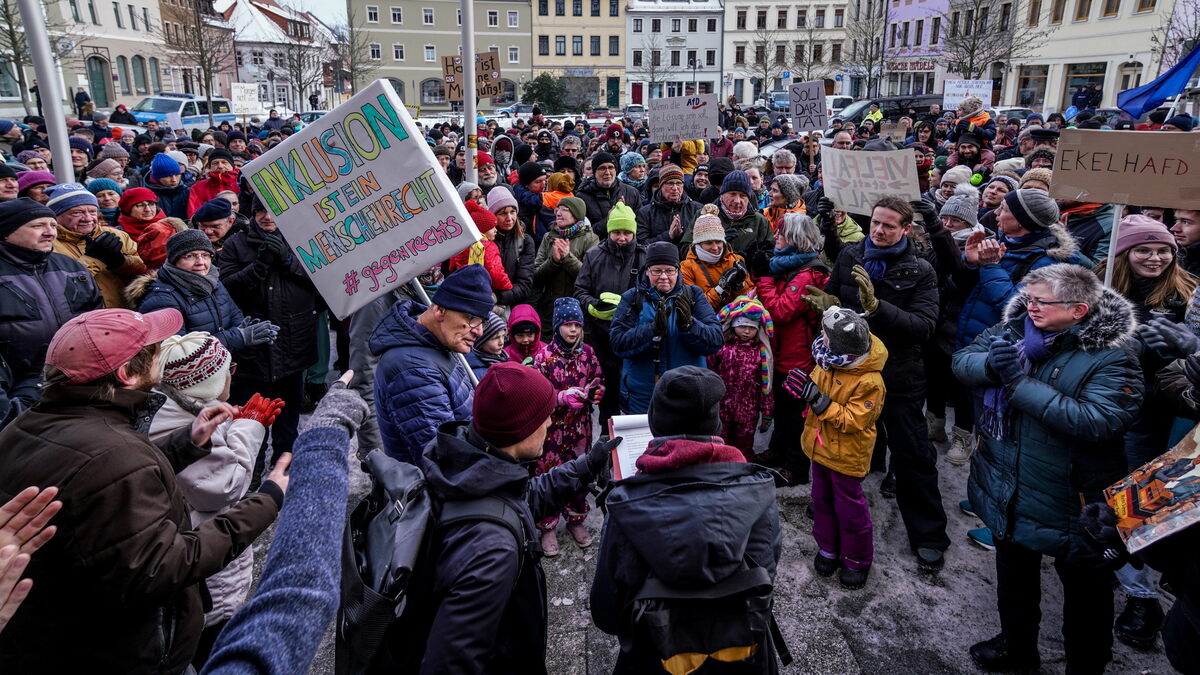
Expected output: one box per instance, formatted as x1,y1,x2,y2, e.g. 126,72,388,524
558,196,587,223
607,202,637,234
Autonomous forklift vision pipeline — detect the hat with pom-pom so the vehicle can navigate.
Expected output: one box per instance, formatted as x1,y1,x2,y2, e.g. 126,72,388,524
158,332,232,401
692,203,725,245
464,200,497,234
718,295,774,397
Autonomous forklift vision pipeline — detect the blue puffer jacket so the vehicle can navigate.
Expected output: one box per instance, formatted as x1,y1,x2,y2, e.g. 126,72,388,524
952,289,1142,562
126,271,247,351
956,224,1089,349
370,300,474,463
609,276,723,414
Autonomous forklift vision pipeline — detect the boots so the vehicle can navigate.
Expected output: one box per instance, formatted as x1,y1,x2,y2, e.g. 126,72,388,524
946,427,974,465
566,521,592,548
1114,596,1164,648
926,411,948,443
969,634,1040,672
540,529,559,557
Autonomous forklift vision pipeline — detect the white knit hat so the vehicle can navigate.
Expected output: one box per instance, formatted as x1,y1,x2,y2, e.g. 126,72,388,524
692,203,725,245
160,332,231,401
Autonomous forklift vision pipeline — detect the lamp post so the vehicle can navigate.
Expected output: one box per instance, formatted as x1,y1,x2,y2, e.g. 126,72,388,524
267,68,276,108
688,58,699,94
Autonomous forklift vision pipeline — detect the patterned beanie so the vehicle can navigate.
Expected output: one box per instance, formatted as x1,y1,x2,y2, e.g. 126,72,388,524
479,312,507,344
552,296,584,329
620,152,646,173
958,96,984,117
692,203,725,245
717,295,774,397
159,332,232,401
45,182,99,215
87,158,121,180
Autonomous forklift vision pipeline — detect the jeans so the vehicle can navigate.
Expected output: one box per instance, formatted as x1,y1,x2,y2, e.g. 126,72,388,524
1115,562,1158,599
811,463,873,570
878,397,950,551
994,539,1115,674
768,374,809,479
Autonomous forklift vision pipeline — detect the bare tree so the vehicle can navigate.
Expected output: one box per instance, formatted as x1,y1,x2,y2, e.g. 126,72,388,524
162,0,236,127
278,28,326,113
1151,0,1200,73
937,0,1055,79
792,26,835,84
0,0,93,115
735,28,793,99
627,33,682,99
843,0,892,97
333,9,380,96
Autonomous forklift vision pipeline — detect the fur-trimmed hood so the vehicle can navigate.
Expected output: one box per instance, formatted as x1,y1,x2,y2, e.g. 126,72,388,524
123,272,157,307
1002,284,1138,352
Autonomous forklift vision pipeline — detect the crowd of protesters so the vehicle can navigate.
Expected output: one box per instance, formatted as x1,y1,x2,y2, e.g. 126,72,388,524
0,93,1198,675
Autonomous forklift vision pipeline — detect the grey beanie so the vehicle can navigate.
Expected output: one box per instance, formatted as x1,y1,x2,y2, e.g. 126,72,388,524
940,194,979,228
457,181,480,201
1004,189,1060,232
166,229,214,265
772,173,809,204
821,306,871,357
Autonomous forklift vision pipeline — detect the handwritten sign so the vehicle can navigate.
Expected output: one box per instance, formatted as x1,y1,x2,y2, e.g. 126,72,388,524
789,80,827,134
443,52,504,102
442,56,465,102
943,79,993,109
230,82,260,115
880,122,907,143
648,93,719,143
243,80,479,320
822,146,921,216
1051,129,1200,210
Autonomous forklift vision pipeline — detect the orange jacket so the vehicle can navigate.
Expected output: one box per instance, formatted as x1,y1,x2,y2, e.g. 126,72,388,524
680,246,754,310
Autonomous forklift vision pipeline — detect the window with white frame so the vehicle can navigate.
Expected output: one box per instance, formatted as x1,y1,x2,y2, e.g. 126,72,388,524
369,43,381,60
424,44,436,61
707,17,717,31
251,51,264,65
366,5,378,22
508,10,518,26
422,7,433,24
633,17,642,31
487,10,498,26
391,7,402,22
393,44,404,60
671,18,680,31
508,46,519,62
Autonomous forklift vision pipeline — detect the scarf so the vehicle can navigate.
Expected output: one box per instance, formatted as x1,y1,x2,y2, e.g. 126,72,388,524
979,316,1063,440
556,221,586,240
997,230,1046,250
472,345,510,368
99,207,119,228
553,330,583,353
117,209,167,238
862,237,908,280
694,244,722,264
811,333,860,370
618,171,646,189
721,200,748,221
769,246,818,276
158,262,218,298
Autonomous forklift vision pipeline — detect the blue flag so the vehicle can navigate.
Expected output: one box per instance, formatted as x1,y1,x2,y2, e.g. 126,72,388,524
1117,42,1200,118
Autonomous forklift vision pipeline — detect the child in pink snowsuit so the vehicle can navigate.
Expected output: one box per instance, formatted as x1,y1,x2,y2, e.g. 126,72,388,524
504,304,546,365
532,296,604,555
707,296,774,460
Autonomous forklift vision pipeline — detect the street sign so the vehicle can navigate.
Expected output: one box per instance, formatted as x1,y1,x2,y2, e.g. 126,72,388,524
835,75,843,81
781,70,791,80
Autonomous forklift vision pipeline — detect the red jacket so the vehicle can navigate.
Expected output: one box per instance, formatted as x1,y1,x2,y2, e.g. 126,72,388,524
448,240,513,291
187,170,240,217
754,264,830,373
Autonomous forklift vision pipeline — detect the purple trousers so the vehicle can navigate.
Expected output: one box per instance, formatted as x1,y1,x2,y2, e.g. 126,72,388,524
811,462,873,571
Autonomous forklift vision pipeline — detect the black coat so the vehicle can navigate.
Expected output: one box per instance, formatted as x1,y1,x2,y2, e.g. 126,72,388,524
577,177,644,238
635,191,700,247
574,238,646,354
826,240,939,399
493,226,536,307
217,225,319,382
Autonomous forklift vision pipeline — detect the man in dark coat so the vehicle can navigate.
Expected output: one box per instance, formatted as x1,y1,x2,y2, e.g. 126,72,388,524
807,195,951,570
0,307,283,672
577,151,643,237
635,163,700,248
1171,208,1200,277
73,87,91,118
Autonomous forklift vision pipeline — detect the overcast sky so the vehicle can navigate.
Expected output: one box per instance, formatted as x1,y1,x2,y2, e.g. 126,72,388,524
294,0,346,25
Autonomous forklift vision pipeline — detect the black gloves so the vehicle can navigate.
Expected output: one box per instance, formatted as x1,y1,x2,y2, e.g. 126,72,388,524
783,367,831,414
909,199,939,228
587,435,621,489
750,249,772,277
653,299,670,335
674,291,694,331
987,337,1023,386
1079,502,1132,567
1138,317,1200,358
258,235,289,265
1184,353,1200,389
86,231,126,270
715,264,747,298
816,196,836,223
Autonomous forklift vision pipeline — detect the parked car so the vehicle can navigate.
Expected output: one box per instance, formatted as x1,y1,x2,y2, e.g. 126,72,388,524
130,93,235,127
1067,107,1143,126
993,106,1036,122
495,103,535,118
297,110,327,124
625,104,645,121
834,94,943,128
827,95,853,118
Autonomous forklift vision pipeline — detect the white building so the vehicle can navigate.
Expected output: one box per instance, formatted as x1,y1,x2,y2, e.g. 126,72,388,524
625,0,724,104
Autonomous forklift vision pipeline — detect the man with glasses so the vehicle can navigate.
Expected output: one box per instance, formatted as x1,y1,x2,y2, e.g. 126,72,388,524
636,163,699,246
48,183,144,308
578,151,643,237
372,265,497,464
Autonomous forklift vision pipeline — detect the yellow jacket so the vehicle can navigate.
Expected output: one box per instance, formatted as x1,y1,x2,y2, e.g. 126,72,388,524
54,225,146,308
865,109,883,124
802,335,888,478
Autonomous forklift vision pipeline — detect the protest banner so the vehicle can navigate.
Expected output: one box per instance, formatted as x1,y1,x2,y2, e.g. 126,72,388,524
943,79,993,109
788,80,827,133
230,82,259,115
880,122,907,143
821,146,921,215
242,80,480,320
647,93,719,143
1051,129,1200,210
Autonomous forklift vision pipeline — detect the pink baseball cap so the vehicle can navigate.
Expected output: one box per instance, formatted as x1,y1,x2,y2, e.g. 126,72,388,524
46,308,184,383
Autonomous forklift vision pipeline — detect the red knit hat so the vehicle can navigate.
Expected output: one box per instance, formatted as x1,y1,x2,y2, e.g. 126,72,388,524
605,123,624,140
472,362,556,447
465,200,497,234
119,187,158,214
475,151,494,167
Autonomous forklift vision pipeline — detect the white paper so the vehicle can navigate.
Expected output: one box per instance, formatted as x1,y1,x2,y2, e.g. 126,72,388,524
647,94,719,144
609,414,654,480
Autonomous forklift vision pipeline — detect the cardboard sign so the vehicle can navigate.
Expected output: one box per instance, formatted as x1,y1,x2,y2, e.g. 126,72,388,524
1051,129,1200,210
880,122,908,143
789,80,827,133
647,93,719,143
475,51,503,99
243,80,480,320
441,56,465,102
821,146,921,216
1106,421,1200,553
230,82,260,115
943,79,993,109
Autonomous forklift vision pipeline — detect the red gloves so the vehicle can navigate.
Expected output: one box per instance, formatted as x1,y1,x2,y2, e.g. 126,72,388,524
235,393,286,427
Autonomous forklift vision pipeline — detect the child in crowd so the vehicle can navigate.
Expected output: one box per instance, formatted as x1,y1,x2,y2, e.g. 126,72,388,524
785,306,888,590
505,304,545,365
467,313,509,380
541,171,575,212
448,201,512,293
707,296,774,459
457,181,485,208
532,297,604,555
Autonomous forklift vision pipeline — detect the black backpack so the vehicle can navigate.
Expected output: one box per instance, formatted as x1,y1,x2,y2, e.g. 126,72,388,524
334,450,526,675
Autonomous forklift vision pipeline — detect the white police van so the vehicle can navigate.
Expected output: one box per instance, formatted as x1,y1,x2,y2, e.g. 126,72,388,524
130,93,235,127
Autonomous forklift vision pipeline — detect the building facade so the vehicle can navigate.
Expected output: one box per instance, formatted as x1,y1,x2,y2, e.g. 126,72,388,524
351,0,533,113
531,0,626,108
158,0,237,100
883,0,949,97
625,0,724,104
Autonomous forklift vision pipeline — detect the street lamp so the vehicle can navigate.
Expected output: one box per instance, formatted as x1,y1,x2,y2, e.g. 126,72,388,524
688,58,699,95
266,68,276,108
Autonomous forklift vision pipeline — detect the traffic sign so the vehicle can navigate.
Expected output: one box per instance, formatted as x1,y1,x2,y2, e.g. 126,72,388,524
781,71,791,80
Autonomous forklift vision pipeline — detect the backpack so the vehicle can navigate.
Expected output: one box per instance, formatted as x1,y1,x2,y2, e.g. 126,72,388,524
630,558,793,674
335,450,526,675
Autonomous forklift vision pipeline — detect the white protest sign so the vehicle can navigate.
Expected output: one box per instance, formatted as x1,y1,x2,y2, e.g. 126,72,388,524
166,112,184,130
789,80,827,133
243,80,480,320
230,82,260,115
943,79,993,109
822,146,921,216
1051,129,1200,210
648,93,719,143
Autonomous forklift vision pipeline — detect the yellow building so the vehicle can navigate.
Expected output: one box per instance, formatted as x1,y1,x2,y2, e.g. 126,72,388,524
531,0,626,109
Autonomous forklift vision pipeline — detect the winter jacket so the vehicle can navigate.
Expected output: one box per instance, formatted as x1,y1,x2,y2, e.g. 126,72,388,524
53,224,146,308
946,149,996,172
504,303,546,364
955,224,1087,348
681,246,755,311
575,237,646,353
0,385,278,674
126,272,248,351
952,291,1143,562
512,182,556,241
635,191,700,246
708,137,735,159
682,207,773,260
609,276,724,413
0,242,101,407
187,170,240,217
385,421,599,674
577,177,645,239
1061,202,1116,262
149,394,266,627
1182,242,1200,278
218,225,319,382
762,201,807,232
755,261,830,373
370,300,473,464
949,112,997,146
448,240,513,291
826,240,939,400
118,213,178,271
493,225,536,306
590,436,782,673
533,224,599,326
802,335,888,478
144,173,192,220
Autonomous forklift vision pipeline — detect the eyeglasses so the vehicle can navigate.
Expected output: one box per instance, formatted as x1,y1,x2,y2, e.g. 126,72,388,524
1130,247,1174,260
1021,294,1078,308
647,268,678,277
458,311,485,329
178,251,212,262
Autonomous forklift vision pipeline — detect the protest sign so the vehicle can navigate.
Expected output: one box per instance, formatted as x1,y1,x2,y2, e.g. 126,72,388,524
1051,129,1200,210
789,80,827,133
648,93,719,143
242,80,480,320
1106,421,1200,553
475,51,503,99
442,56,465,102
230,82,259,115
943,79,993,109
880,122,907,143
822,146,921,215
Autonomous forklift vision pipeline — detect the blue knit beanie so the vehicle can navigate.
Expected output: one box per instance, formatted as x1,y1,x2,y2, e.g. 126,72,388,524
620,152,646,173
720,169,753,196
552,296,584,330
86,178,122,196
431,264,494,318
69,136,93,159
150,152,182,179
45,182,99,216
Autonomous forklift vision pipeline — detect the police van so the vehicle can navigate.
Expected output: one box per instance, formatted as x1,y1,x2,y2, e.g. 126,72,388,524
129,93,236,127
